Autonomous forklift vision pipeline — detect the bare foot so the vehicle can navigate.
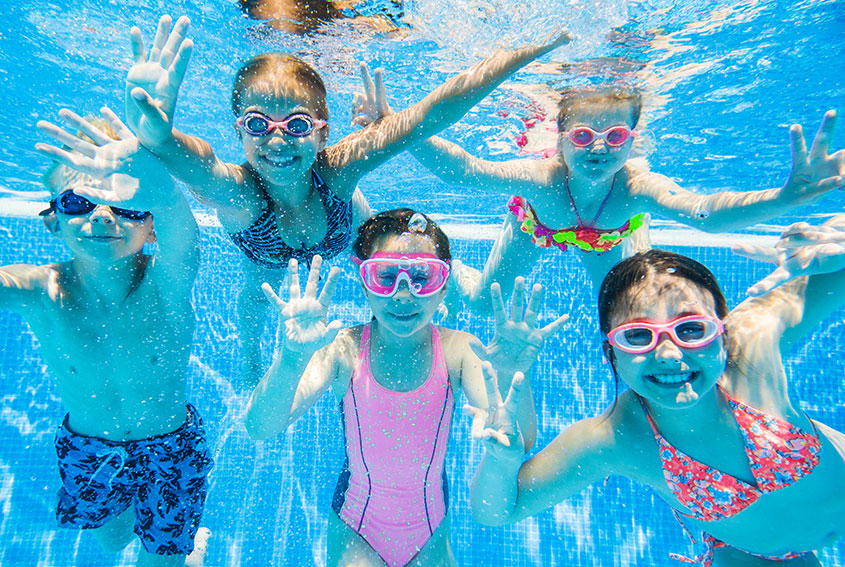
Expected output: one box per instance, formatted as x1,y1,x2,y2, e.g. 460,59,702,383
184,527,211,567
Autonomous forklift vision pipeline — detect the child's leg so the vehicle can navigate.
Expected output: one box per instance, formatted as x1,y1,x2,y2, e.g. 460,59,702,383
407,516,456,567
89,508,135,552
459,214,543,316
327,510,387,567
238,260,286,389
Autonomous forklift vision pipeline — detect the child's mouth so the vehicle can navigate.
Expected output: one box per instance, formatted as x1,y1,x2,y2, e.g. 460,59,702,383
646,371,699,386
262,155,298,168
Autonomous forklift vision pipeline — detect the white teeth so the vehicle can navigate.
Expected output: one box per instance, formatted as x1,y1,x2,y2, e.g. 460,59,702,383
263,155,296,167
649,372,693,385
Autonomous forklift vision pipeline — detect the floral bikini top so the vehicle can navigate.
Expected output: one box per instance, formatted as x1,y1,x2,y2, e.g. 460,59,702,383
508,174,646,253
638,390,822,523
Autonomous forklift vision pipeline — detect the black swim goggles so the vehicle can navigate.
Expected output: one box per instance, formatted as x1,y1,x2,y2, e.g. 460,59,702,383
39,190,151,221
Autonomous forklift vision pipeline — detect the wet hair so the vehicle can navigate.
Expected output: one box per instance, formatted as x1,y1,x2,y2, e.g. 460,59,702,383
352,208,451,262
556,86,643,130
41,116,119,198
598,249,728,336
230,52,329,121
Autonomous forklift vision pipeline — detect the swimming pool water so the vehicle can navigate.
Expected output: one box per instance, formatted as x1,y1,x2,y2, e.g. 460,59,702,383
0,0,843,565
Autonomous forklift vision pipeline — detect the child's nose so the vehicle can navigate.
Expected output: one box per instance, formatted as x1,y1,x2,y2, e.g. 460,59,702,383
654,334,683,364
589,138,609,153
89,205,116,224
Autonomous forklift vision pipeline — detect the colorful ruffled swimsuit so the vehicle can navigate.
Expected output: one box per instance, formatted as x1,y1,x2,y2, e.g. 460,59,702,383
332,324,454,566
638,390,822,566
228,169,352,268
508,174,646,253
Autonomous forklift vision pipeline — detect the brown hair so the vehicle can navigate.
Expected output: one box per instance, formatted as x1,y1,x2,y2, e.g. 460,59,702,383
352,209,451,262
557,86,643,130
231,52,329,122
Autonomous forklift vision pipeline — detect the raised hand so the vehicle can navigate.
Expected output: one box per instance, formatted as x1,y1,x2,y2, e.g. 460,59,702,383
351,63,393,127
471,277,569,377
464,364,526,459
779,110,845,205
733,217,845,296
261,256,343,353
125,15,193,149
35,107,172,212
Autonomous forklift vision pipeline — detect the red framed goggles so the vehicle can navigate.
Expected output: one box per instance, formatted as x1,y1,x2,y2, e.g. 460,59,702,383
607,315,725,354
561,125,637,148
352,252,450,297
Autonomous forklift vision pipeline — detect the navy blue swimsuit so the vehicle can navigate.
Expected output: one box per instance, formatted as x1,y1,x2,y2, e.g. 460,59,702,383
228,170,353,268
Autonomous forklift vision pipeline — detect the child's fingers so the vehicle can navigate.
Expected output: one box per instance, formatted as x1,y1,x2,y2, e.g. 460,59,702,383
261,282,288,312
304,255,323,298
34,142,86,170
149,14,173,63
318,266,342,308
809,175,845,195
539,313,570,339
510,277,525,323
468,337,488,363
463,404,489,440
809,109,836,160
71,186,116,204
58,109,113,147
747,267,791,297
130,87,168,124
161,15,190,69
36,121,97,159
373,68,388,111
287,258,301,300
788,123,808,165
99,107,133,140
489,282,507,327
502,372,525,419
731,242,778,264
523,283,543,328
359,62,375,100
168,39,193,90
323,320,343,345
129,26,146,64
482,361,504,407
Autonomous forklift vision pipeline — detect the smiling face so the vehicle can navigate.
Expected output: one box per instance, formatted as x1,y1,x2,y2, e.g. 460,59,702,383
47,201,154,264
237,89,328,186
607,272,728,408
558,100,637,178
362,233,448,338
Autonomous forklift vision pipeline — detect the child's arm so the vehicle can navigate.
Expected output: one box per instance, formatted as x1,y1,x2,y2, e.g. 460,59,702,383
462,278,569,450
351,64,546,198
0,264,57,314
124,15,248,217
35,107,200,296
632,111,844,232
245,257,344,440
325,32,571,193
468,367,615,525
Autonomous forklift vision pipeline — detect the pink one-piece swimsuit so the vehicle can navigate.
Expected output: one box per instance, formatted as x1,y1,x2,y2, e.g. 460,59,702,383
332,324,454,566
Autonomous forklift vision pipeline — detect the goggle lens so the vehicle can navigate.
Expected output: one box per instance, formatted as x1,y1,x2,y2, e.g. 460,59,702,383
608,316,724,354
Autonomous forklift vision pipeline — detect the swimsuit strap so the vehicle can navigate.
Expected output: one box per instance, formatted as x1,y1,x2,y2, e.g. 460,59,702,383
635,394,662,438
565,173,618,229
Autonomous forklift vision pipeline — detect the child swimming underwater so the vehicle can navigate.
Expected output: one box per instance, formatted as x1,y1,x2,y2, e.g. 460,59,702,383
245,208,567,566
0,109,214,566
354,75,845,314
122,14,571,385
468,219,845,566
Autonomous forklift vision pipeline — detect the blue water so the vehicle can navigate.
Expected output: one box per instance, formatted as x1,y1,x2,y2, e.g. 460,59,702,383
0,0,843,565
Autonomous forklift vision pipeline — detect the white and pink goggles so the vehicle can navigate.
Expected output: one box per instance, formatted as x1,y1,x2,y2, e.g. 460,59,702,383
352,252,450,297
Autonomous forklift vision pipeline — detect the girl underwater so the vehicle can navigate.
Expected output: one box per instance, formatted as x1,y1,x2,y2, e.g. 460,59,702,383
353,75,845,314
467,216,845,566
121,14,570,384
245,208,567,566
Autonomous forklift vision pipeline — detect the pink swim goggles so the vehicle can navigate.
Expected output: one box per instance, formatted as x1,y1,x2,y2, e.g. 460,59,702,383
236,111,326,137
561,125,637,147
352,252,450,297
607,315,724,354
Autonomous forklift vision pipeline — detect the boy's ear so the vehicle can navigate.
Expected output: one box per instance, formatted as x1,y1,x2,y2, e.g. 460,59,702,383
42,213,60,236
602,340,616,367
145,218,157,245
319,124,330,151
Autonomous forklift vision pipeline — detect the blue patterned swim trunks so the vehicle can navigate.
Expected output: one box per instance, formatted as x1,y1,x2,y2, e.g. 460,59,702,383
55,404,214,555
